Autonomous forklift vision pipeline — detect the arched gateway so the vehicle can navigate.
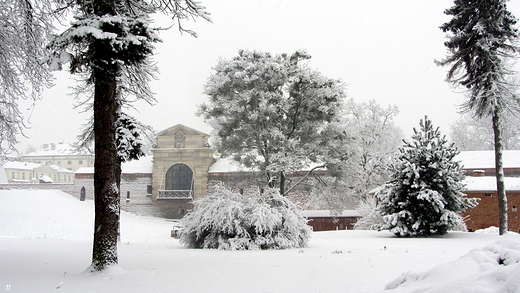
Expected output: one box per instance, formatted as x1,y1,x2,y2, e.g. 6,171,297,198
151,124,213,218
163,163,194,198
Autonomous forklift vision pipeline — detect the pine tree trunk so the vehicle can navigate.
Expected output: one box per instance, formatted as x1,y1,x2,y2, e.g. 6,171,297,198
91,0,121,271
492,110,508,235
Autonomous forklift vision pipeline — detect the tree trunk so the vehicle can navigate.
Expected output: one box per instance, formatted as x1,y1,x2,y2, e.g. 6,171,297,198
279,170,286,195
91,0,120,271
492,110,508,235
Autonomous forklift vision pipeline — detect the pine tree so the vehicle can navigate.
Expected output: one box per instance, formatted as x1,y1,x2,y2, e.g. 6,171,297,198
46,0,210,271
377,116,477,237
438,0,520,235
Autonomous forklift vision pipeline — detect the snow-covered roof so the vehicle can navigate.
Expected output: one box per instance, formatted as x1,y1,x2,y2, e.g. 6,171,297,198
456,150,520,169
2,161,74,173
121,156,153,173
208,158,256,173
208,157,327,174
463,176,520,192
300,210,362,218
23,143,91,157
75,156,153,174
2,161,40,170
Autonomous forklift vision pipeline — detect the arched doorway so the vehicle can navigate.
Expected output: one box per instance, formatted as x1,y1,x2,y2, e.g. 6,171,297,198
160,163,194,199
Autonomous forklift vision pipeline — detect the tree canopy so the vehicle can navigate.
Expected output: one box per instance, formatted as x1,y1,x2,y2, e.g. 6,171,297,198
0,0,55,158
199,49,347,194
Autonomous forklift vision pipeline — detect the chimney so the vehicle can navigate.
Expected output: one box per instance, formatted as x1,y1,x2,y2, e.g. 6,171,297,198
472,170,485,177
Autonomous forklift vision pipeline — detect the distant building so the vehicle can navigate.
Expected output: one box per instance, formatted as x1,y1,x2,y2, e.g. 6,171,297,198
456,150,520,177
22,142,94,172
462,174,520,233
2,161,75,184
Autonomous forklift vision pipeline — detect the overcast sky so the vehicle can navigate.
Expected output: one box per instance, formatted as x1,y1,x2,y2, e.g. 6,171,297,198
17,0,520,153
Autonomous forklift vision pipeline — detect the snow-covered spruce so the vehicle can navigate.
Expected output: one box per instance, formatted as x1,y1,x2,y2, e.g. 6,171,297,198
376,116,478,237
180,184,312,250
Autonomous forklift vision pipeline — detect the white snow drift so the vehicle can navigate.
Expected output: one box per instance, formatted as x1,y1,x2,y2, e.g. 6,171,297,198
0,189,519,293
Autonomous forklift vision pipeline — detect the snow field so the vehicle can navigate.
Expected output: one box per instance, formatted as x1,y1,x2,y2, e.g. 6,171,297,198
0,189,519,292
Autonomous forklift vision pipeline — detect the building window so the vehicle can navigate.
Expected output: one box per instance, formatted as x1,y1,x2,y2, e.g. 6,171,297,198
79,160,83,165
146,185,152,196
485,193,492,197
22,173,25,180
11,172,14,179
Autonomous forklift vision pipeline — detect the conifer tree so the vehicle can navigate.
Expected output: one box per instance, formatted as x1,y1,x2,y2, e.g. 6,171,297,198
377,116,477,237
438,0,520,235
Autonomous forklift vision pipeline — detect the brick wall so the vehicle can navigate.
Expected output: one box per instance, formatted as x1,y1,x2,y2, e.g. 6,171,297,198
307,217,359,231
463,191,520,233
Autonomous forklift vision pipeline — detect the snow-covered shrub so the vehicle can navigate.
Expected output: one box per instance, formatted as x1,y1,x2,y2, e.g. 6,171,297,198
180,184,312,250
376,116,478,237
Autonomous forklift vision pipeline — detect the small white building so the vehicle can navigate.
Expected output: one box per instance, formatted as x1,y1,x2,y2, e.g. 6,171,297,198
2,161,75,184
22,142,94,172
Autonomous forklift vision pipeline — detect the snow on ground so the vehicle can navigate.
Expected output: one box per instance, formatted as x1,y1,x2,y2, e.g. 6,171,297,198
1,190,519,293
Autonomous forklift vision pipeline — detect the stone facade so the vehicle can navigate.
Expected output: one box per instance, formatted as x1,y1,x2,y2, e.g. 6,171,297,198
151,124,214,217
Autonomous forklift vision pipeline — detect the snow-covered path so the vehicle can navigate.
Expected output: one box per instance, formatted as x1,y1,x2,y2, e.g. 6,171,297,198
1,190,519,292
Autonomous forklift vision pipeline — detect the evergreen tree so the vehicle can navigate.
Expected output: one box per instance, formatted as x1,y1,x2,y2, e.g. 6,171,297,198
377,116,477,237
46,0,210,271
438,0,520,235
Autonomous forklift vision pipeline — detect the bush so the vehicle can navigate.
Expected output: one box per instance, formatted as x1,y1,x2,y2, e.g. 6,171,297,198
180,184,312,250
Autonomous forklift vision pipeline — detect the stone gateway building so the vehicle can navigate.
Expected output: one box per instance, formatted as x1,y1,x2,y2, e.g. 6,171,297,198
151,124,213,218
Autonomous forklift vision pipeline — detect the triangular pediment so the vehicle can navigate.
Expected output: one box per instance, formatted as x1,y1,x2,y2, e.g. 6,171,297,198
157,124,210,137
155,124,211,149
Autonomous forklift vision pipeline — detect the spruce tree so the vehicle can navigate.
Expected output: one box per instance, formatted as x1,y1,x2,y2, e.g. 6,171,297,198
438,0,520,235
377,116,477,237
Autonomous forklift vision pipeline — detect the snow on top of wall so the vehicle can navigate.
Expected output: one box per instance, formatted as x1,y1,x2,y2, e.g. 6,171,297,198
300,210,362,218
456,150,520,169
208,157,326,174
463,176,520,192
122,155,153,173
208,157,256,173
75,155,153,174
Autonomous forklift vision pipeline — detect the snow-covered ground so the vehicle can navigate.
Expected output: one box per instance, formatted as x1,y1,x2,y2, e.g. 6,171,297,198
1,190,519,293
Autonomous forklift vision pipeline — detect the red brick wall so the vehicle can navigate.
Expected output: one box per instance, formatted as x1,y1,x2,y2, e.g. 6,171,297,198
307,217,359,231
463,191,520,233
